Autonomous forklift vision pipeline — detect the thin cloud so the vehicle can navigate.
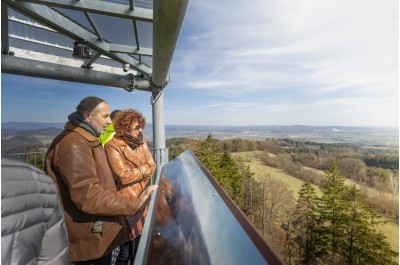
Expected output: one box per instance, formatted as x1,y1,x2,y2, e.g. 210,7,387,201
187,81,228,89
169,0,398,126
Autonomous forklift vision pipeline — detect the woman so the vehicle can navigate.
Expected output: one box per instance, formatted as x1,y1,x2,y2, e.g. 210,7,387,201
105,109,156,265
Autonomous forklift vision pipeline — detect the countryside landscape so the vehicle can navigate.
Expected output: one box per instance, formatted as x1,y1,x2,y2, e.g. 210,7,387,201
2,122,399,264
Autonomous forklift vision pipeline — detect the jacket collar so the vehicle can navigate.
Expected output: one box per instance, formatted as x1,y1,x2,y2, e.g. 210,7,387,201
110,136,127,147
65,122,101,146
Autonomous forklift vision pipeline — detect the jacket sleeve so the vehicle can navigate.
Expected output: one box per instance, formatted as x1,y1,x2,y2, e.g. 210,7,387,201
142,141,156,177
38,196,69,265
105,143,148,185
57,138,139,216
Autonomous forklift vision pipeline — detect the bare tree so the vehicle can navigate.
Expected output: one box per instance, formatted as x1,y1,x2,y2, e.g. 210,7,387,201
257,173,294,237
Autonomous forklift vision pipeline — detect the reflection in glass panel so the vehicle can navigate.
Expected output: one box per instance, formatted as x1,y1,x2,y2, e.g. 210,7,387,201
134,150,283,265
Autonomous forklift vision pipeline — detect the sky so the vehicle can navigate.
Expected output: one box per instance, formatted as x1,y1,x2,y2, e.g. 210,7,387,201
1,0,399,127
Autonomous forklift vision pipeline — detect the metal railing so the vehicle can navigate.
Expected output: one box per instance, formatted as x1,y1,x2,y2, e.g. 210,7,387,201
150,147,169,182
8,151,46,169
8,149,169,180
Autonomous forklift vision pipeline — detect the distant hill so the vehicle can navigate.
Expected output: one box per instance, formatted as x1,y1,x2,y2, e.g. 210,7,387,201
2,122,65,131
1,122,398,152
3,122,396,134
1,126,63,154
164,125,398,146
2,127,63,136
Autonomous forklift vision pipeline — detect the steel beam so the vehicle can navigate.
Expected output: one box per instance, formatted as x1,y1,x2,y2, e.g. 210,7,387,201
18,0,153,22
83,52,101,69
152,0,189,87
9,34,72,51
109,44,152,56
8,16,57,32
3,0,151,75
84,12,103,41
2,4,10,54
8,47,127,72
1,55,151,91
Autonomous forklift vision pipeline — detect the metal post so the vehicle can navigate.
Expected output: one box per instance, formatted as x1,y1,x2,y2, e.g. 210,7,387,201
152,91,168,179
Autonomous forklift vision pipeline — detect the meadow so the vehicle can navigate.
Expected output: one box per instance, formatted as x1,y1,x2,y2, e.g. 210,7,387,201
231,151,399,256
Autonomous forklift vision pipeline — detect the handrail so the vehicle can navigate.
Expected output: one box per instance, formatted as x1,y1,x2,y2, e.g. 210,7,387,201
8,151,46,169
8,149,166,176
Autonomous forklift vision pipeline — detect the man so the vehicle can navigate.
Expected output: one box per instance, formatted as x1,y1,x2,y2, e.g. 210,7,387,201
2,156,69,265
99,109,122,148
45,96,150,264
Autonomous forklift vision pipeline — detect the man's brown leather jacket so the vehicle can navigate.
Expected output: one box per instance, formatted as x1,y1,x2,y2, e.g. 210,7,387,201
45,122,139,262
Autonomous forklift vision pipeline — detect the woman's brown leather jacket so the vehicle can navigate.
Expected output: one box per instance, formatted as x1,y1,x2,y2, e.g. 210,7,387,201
105,137,156,238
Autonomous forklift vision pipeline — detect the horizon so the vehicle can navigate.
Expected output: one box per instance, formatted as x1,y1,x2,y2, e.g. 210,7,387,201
2,121,398,129
2,121,398,147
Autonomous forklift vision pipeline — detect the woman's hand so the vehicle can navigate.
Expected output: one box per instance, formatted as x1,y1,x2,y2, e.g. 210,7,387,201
139,164,151,177
138,185,158,211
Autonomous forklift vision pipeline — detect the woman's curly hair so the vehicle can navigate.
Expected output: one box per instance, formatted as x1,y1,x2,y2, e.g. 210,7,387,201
114,109,146,137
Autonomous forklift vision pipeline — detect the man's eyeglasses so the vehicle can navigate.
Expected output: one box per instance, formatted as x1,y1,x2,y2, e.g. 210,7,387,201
132,125,142,131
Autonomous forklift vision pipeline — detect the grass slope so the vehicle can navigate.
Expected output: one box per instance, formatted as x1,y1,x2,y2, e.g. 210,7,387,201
232,151,399,257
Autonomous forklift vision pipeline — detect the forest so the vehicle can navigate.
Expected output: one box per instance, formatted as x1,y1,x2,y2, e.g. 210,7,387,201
168,135,399,264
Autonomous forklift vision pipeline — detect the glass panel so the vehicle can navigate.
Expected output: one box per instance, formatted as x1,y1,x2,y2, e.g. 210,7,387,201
134,150,282,265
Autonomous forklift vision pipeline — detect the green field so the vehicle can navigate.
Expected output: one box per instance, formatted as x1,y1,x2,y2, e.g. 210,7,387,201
232,151,399,257
232,151,322,199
